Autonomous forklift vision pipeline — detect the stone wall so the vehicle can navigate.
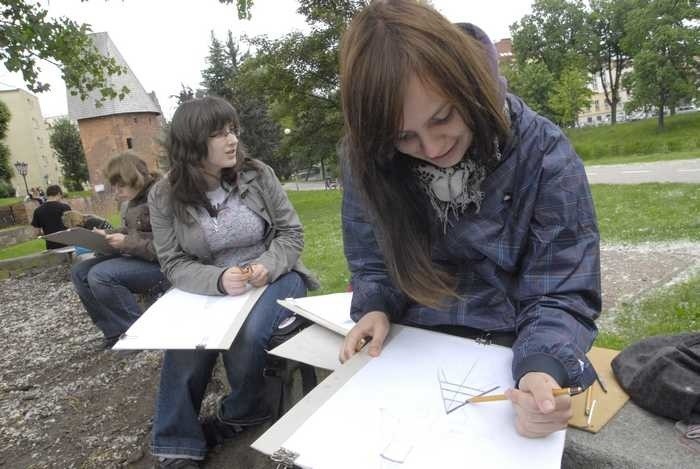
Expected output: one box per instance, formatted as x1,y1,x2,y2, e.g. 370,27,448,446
0,225,36,248
9,193,118,230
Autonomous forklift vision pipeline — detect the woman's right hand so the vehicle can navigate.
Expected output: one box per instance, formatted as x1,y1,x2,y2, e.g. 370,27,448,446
92,228,107,237
340,311,391,363
221,266,250,296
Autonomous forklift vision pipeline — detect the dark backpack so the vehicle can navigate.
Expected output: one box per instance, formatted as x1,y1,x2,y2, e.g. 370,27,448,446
612,333,700,424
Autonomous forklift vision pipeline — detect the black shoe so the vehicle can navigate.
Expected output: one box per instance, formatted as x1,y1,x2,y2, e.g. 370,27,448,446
201,416,246,448
154,457,202,468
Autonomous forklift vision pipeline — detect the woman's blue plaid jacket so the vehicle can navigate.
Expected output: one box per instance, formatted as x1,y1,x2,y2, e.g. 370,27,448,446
342,94,601,388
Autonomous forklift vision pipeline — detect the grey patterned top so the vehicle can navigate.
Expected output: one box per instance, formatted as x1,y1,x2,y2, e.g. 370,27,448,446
200,186,266,268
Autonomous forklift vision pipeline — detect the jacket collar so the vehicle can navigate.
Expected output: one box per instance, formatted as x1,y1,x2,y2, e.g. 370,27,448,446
128,178,157,207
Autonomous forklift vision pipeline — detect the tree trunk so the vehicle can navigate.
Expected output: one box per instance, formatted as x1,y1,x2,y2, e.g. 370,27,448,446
657,107,665,130
320,157,326,180
610,102,617,125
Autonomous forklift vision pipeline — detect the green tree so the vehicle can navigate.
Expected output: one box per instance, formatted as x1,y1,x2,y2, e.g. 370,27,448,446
502,60,556,119
1,0,128,104
548,67,592,127
239,1,366,178
510,0,589,77
585,0,634,124
49,118,89,191
509,0,595,124
0,100,13,197
622,0,699,129
202,32,282,170
171,84,205,105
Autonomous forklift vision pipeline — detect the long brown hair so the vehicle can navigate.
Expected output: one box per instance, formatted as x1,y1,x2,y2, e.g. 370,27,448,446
340,0,510,308
166,96,252,222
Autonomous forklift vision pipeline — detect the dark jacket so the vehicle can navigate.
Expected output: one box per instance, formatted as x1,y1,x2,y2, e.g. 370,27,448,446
342,94,601,388
112,179,158,262
148,159,319,296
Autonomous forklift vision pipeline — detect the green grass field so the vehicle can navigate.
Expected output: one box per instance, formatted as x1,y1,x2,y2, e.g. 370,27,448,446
0,197,22,207
566,111,700,164
596,274,700,350
592,183,700,243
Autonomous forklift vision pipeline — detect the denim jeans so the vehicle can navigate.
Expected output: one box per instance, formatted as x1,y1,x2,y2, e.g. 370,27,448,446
71,255,166,339
151,271,307,460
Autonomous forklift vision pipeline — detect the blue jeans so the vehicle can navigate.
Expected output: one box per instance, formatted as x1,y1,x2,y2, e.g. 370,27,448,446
71,255,166,339
151,271,307,460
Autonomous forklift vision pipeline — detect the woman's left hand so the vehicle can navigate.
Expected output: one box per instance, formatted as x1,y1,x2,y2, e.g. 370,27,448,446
505,372,573,438
105,233,126,249
247,263,269,287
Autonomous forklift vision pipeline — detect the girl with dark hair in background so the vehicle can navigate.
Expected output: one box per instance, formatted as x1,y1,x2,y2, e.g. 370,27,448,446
339,0,600,438
148,96,317,467
70,152,165,349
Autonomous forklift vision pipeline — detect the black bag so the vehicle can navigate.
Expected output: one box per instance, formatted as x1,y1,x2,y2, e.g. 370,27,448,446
611,333,700,424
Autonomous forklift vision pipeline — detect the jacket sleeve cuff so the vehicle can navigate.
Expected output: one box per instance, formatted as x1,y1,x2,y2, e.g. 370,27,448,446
350,293,399,323
217,270,227,294
513,353,569,388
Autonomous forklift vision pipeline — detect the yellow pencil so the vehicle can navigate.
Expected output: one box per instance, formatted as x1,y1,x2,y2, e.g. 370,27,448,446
468,386,583,404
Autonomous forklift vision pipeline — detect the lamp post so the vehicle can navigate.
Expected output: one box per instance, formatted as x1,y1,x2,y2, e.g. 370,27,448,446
13,161,30,196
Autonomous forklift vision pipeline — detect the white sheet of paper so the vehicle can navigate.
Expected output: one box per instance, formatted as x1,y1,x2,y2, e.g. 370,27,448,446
280,327,565,469
113,286,265,350
277,292,354,336
268,323,344,370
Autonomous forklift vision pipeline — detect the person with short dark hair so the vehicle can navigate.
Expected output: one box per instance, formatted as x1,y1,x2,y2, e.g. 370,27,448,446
70,152,166,349
31,184,71,249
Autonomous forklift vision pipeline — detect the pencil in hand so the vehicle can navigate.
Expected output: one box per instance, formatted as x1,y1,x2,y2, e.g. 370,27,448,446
468,386,583,404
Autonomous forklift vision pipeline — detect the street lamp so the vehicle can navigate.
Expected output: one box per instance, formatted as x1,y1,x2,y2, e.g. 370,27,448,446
14,161,30,196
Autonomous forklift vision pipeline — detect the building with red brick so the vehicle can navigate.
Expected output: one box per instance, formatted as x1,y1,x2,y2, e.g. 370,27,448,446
494,38,514,67
67,32,165,190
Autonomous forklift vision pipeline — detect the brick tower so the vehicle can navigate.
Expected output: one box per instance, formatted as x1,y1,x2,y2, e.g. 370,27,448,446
67,32,165,190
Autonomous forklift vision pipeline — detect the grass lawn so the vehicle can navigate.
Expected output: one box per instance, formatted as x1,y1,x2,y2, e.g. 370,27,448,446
288,190,347,295
0,238,45,260
596,274,700,350
0,197,22,207
592,183,700,243
566,111,700,164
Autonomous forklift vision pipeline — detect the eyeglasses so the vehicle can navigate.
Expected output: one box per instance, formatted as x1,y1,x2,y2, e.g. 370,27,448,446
209,126,241,139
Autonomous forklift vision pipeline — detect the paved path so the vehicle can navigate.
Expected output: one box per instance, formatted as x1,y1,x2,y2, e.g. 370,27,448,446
282,159,700,191
585,158,700,184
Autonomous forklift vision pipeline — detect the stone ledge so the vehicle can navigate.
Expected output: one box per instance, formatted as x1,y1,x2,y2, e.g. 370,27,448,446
0,249,73,277
564,401,698,468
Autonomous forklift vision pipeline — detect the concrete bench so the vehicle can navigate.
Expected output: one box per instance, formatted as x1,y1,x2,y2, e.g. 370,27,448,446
564,400,698,468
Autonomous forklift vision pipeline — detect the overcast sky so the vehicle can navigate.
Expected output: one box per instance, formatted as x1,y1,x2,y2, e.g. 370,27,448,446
0,0,531,120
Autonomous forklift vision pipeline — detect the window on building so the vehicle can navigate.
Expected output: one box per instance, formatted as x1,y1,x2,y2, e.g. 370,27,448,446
587,117,593,123
594,100,600,111
126,137,133,149
596,115,602,121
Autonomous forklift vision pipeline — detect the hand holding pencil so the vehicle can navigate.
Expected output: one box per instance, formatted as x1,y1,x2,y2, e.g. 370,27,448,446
505,372,576,438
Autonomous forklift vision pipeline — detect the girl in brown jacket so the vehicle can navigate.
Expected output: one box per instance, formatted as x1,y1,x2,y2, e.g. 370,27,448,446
70,152,167,349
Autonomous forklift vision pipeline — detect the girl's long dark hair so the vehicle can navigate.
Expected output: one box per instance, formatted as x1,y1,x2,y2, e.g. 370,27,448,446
340,0,510,308
166,96,253,222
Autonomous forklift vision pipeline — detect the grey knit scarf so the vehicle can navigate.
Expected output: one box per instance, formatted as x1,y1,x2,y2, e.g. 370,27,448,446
413,102,510,233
